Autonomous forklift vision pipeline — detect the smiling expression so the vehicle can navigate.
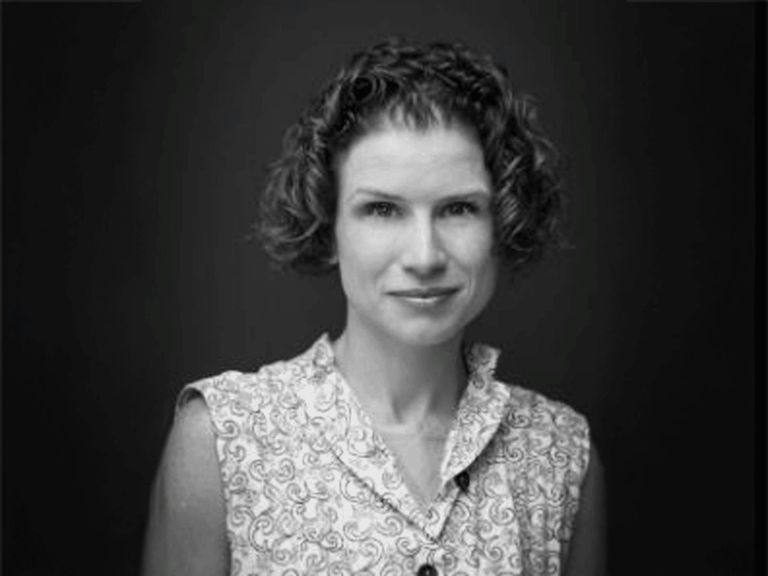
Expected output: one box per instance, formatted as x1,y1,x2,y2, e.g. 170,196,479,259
334,118,498,347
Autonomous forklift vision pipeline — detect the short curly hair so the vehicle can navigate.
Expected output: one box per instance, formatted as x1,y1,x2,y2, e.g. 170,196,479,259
258,37,565,275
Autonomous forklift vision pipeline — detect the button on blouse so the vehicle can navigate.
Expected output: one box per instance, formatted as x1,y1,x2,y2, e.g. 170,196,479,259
454,471,470,493
416,563,439,576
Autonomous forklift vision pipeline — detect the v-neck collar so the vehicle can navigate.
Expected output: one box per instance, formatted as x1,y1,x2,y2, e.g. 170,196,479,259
294,333,511,541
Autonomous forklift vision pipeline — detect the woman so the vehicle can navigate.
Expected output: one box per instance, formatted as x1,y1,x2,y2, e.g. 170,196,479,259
142,38,605,576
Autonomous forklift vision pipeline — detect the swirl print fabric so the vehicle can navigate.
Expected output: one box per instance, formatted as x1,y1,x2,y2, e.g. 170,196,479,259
177,334,591,575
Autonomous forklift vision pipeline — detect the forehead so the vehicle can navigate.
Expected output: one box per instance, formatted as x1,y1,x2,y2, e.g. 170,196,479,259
336,120,490,196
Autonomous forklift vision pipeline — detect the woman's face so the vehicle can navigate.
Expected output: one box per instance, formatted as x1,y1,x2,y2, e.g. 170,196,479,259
334,119,498,348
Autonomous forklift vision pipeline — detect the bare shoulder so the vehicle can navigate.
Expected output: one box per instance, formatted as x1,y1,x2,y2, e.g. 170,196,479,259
564,443,607,576
163,396,222,495
141,394,229,576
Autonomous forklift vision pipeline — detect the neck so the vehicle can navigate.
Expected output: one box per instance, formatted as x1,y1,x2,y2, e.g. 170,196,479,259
332,318,467,429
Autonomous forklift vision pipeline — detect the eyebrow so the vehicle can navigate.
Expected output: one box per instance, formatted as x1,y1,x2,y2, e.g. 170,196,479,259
348,188,491,203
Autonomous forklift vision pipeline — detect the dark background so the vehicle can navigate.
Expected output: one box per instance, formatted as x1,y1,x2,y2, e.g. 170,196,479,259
2,1,758,575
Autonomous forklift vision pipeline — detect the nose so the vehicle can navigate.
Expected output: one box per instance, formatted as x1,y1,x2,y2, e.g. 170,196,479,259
401,215,448,277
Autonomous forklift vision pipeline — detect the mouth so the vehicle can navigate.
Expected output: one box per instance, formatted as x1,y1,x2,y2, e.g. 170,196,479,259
387,287,461,305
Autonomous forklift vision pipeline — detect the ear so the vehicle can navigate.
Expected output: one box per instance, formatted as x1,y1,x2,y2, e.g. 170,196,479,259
326,239,339,266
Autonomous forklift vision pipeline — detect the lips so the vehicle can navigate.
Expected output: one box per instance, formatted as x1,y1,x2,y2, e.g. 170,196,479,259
388,287,460,299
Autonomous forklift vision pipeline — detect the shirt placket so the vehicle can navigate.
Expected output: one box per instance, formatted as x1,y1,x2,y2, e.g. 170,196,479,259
300,335,513,575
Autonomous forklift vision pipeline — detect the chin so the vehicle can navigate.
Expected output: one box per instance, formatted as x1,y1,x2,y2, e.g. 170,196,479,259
384,318,468,348
386,299,491,348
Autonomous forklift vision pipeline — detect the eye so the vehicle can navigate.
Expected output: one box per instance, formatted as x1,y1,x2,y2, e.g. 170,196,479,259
362,201,399,218
442,201,479,217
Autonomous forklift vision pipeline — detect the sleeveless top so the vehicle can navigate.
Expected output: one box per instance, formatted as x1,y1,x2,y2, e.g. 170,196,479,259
178,334,591,576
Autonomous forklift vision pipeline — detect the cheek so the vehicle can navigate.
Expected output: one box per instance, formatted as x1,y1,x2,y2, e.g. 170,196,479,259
452,231,498,301
335,224,394,282
471,250,498,315
448,226,496,271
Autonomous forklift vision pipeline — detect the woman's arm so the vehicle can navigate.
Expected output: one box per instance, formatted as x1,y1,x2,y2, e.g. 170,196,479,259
141,396,229,576
564,443,607,576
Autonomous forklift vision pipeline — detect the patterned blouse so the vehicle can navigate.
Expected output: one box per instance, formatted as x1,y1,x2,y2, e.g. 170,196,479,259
178,334,591,576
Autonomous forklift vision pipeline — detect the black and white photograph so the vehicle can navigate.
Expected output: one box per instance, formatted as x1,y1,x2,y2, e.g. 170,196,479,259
3,1,761,575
